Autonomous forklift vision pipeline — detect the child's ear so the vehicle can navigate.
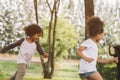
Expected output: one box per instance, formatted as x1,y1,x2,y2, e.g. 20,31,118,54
26,36,30,38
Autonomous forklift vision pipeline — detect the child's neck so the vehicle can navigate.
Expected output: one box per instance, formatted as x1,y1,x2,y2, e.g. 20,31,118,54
90,37,97,43
26,38,34,43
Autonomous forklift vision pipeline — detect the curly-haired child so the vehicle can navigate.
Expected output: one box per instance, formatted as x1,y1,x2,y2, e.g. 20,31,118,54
0,24,48,80
77,16,118,80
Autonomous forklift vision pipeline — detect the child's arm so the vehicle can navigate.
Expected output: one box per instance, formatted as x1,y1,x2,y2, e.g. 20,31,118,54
97,57,118,63
35,41,48,58
0,38,24,53
77,46,94,63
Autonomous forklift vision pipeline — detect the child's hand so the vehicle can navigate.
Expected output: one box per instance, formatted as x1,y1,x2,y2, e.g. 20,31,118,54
112,57,118,63
42,53,49,58
86,58,94,63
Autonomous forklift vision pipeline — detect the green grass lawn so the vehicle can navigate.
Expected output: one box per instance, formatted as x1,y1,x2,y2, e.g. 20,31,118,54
0,60,80,80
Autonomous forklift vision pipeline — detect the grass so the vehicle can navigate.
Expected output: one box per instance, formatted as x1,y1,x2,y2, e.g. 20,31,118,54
0,59,117,80
0,60,80,80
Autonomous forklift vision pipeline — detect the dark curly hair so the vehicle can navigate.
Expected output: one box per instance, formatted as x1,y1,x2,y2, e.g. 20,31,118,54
87,16,104,37
24,24,43,37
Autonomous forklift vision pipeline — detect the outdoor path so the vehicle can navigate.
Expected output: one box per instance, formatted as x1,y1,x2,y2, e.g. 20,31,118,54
0,54,79,65
0,54,40,62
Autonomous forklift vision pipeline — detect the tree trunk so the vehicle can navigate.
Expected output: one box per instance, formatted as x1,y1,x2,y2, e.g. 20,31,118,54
33,0,51,78
84,0,94,39
34,0,38,24
42,0,60,78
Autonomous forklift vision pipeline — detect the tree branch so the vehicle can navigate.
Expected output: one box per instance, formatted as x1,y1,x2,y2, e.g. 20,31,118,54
46,0,52,12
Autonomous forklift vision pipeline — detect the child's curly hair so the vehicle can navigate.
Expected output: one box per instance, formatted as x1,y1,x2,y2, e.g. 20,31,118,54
87,16,104,37
24,24,43,37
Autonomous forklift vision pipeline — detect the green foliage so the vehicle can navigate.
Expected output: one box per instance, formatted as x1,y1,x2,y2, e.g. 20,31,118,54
40,17,78,59
97,63,117,80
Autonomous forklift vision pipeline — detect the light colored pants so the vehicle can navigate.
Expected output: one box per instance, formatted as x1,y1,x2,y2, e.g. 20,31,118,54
8,63,27,80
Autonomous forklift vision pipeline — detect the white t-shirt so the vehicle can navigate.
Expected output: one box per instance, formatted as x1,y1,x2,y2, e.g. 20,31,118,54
17,40,36,65
78,39,98,73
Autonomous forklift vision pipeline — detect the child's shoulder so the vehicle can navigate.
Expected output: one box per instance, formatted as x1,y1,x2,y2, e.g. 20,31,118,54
83,39,91,43
81,39,94,45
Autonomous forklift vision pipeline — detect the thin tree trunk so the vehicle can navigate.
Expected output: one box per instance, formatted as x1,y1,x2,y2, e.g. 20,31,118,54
50,0,60,75
84,0,94,39
34,0,38,24
33,0,49,78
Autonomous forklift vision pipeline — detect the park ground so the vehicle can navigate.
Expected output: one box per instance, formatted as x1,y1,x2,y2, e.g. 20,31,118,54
0,54,80,80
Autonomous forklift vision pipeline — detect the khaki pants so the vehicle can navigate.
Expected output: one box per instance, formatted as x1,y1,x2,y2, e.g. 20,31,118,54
8,63,27,80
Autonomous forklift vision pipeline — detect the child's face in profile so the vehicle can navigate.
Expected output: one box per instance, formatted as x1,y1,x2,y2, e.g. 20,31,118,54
31,33,42,41
96,33,103,42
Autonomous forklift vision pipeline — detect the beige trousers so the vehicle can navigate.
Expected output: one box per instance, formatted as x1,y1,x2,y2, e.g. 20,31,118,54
8,63,27,80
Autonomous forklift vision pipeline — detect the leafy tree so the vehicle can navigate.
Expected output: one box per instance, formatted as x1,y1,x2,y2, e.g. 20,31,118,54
41,18,78,59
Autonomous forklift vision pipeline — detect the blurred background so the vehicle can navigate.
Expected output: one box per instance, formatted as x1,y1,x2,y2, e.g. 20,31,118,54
0,0,120,80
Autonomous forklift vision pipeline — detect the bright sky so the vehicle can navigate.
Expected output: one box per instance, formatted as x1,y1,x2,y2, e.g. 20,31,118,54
105,0,118,6
73,0,120,7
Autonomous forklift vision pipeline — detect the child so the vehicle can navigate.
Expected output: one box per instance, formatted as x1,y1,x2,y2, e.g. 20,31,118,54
0,24,48,80
77,16,118,80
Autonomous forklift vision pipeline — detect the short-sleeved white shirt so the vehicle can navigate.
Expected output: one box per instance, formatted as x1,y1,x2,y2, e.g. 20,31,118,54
78,39,98,73
17,40,36,65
